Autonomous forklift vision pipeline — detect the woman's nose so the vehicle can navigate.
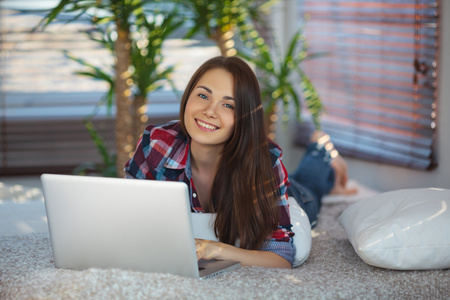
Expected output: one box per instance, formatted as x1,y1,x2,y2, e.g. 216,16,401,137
203,101,218,118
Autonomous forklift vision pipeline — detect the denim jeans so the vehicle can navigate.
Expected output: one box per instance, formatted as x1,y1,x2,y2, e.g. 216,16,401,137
287,143,335,228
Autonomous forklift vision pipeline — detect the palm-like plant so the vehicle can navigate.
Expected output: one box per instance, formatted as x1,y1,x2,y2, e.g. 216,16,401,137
36,0,183,177
178,0,243,56
238,28,325,136
178,0,277,57
35,0,324,174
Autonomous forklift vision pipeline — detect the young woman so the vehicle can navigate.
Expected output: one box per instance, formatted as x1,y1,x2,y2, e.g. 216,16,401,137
124,56,355,269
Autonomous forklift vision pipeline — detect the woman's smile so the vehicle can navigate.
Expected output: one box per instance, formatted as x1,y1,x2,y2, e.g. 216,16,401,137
195,118,219,131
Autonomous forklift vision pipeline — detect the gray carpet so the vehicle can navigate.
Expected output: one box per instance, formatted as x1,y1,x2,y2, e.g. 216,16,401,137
1,200,449,300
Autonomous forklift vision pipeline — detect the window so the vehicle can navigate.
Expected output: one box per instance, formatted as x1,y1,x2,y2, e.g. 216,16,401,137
0,2,218,175
295,0,440,170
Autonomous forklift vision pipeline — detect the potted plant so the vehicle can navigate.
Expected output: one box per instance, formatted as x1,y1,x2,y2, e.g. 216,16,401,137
36,0,183,177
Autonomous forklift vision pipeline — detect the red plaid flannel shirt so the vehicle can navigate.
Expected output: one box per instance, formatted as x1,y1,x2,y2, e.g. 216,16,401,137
124,120,295,264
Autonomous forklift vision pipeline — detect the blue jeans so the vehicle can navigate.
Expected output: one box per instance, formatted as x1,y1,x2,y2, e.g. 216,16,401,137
287,143,335,228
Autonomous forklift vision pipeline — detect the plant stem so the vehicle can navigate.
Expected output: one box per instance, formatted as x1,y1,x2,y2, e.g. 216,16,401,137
114,27,133,178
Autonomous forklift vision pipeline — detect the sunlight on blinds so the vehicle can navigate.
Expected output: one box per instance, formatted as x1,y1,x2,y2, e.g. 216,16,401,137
296,0,439,170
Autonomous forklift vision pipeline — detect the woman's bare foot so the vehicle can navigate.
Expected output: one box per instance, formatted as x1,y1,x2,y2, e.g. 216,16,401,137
329,155,358,195
310,130,358,195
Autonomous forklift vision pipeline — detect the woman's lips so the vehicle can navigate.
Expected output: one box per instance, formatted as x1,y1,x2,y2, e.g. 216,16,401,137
196,119,219,131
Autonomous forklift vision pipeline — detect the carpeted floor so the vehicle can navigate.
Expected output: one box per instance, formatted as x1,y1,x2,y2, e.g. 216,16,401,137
1,180,449,299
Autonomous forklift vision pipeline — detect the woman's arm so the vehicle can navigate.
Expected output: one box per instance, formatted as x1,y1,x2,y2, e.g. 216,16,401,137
195,239,291,269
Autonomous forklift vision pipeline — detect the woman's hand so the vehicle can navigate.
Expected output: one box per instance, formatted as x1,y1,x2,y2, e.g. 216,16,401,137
195,239,224,260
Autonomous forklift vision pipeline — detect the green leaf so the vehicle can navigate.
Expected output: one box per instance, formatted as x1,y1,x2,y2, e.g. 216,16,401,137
33,0,72,31
84,120,114,169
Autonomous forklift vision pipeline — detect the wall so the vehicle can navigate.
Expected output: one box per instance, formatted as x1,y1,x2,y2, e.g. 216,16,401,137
275,1,450,192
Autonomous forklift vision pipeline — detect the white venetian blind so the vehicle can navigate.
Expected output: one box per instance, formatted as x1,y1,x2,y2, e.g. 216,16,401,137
296,0,440,170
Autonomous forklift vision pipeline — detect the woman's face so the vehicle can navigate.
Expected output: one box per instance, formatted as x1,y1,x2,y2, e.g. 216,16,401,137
184,68,236,149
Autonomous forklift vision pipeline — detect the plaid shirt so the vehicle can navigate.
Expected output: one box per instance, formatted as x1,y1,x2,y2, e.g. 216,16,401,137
124,120,295,265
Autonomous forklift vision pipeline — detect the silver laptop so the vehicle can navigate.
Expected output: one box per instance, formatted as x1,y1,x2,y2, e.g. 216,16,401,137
41,174,240,279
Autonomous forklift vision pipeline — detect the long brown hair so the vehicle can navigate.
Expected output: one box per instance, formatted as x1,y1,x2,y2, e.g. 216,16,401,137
179,56,279,250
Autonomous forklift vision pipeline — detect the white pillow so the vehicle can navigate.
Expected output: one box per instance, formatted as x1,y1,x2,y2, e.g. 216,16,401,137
338,188,450,270
288,196,312,267
191,197,311,268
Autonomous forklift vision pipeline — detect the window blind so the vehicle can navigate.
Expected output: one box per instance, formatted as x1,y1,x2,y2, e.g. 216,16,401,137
296,0,439,170
0,4,118,175
0,2,217,175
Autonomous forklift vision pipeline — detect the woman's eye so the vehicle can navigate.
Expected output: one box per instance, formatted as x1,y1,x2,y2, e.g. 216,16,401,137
224,103,234,110
199,94,208,100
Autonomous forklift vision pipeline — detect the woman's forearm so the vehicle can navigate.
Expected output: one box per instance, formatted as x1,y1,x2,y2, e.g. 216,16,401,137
195,239,291,269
